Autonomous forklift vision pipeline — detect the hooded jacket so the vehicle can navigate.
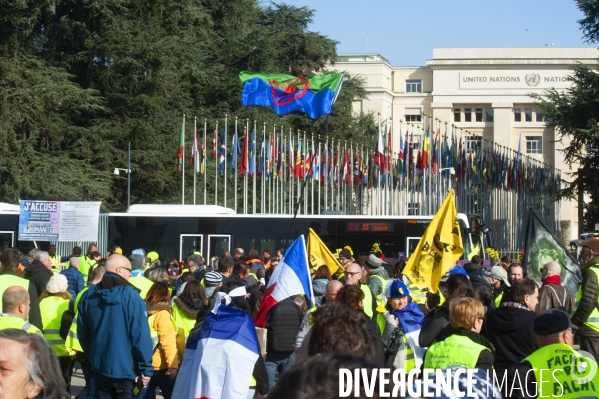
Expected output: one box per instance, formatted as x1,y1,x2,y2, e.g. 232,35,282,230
24,259,53,297
60,266,84,303
77,273,154,379
467,265,496,309
312,279,328,306
481,302,538,373
367,267,389,298
147,301,180,370
572,257,599,337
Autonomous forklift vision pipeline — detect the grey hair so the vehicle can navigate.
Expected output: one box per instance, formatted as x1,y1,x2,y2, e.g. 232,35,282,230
28,249,48,262
69,257,80,267
0,329,68,399
148,268,169,284
186,255,203,268
2,286,29,313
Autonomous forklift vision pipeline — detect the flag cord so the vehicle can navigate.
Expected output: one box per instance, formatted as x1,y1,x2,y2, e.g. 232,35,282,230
283,114,330,253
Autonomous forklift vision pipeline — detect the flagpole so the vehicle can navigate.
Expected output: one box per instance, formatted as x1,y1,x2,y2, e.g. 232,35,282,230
253,121,257,214
182,114,185,205
224,115,228,209
215,121,218,206
262,123,266,213
245,119,249,214
193,116,197,205
203,119,207,205
234,117,238,213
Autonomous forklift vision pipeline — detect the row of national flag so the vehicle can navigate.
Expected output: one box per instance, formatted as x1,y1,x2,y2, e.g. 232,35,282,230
177,116,561,196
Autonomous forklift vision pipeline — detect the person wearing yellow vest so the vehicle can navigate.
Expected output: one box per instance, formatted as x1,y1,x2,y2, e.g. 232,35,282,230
172,280,208,341
0,286,42,334
84,243,99,272
423,297,494,371
572,237,599,361
419,273,475,348
48,243,62,270
129,253,155,299
66,264,105,399
40,274,75,392
144,282,180,399
0,248,43,330
365,254,390,300
376,279,425,371
506,308,599,399
344,263,376,318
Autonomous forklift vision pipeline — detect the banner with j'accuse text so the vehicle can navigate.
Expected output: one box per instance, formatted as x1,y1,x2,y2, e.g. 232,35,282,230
18,201,101,242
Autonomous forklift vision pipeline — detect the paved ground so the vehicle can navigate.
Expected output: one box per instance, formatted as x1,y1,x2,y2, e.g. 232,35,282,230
69,367,164,398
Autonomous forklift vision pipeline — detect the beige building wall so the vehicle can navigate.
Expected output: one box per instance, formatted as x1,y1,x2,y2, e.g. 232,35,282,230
334,48,599,240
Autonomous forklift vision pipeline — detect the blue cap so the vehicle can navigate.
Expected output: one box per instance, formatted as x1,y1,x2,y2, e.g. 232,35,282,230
449,266,469,279
132,249,145,256
388,279,410,299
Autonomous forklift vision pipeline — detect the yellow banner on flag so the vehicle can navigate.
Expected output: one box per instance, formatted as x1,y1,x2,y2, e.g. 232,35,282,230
307,228,341,275
405,189,463,293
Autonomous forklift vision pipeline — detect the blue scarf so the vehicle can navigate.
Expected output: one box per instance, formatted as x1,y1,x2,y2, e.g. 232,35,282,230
387,300,424,334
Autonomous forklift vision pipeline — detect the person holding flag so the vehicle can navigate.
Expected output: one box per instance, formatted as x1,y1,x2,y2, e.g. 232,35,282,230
173,281,269,399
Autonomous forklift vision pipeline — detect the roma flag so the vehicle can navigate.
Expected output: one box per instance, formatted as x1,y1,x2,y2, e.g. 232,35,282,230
176,116,185,172
240,71,344,120
307,228,341,275
405,189,463,293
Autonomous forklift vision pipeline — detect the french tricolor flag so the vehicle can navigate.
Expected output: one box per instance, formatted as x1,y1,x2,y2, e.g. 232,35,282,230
254,235,314,327
173,305,260,399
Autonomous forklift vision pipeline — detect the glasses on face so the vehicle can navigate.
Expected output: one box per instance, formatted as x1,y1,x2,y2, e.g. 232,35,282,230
345,271,360,277
121,267,132,274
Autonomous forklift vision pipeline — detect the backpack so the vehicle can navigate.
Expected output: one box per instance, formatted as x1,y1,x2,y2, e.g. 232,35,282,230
266,297,301,352
547,285,569,312
59,309,76,341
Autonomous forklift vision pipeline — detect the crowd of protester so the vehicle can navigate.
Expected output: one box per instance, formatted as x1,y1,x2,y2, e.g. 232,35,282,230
1,237,599,399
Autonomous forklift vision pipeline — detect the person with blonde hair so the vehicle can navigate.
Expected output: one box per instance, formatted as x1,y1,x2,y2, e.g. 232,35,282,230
422,297,494,370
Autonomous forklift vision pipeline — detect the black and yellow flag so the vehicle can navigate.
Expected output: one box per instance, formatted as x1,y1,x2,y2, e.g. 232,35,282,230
307,228,341,275
405,189,463,293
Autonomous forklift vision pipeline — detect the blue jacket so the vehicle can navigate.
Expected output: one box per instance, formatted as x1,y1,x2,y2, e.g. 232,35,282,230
77,273,154,379
60,266,84,304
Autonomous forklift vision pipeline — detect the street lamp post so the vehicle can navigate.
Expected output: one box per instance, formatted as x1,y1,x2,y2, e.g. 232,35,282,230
113,141,132,210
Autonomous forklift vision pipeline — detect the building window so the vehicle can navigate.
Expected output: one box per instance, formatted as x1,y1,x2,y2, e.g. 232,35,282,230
486,108,494,122
465,136,481,154
405,114,422,122
526,136,542,154
525,108,533,122
475,108,483,122
412,134,422,150
454,109,461,122
464,108,472,122
514,108,521,122
408,202,420,215
536,109,543,122
406,79,422,93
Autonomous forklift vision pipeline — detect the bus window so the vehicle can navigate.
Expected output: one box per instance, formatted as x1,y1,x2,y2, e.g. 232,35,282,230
0,231,14,250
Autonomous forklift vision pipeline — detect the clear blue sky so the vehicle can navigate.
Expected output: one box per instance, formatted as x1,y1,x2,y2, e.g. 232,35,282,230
278,0,596,66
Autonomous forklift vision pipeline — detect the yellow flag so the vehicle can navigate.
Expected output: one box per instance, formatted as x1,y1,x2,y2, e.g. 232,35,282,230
307,228,341,275
405,189,463,293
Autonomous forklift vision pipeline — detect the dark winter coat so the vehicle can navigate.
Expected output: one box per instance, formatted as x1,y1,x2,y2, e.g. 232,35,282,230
571,258,599,337
481,302,538,373
312,279,328,306
60,266,85,303
419,306,450,348
24,260,53,297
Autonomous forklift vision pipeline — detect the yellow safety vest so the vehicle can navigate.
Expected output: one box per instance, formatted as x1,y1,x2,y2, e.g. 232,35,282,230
0,313,42,334
129,276,154,299
65,287,89,352
171,303,197,341
523,343,599,398
370,274,389,300
423,334,489,369
40,296,72,357
376,313,416,371
575,266,599,332
49,254,61,267
494,292,504,308
248,273,258,282
0,275,30,302
79,256,90,284
407,282,426,305
307,305,318,328
360,284,373,318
